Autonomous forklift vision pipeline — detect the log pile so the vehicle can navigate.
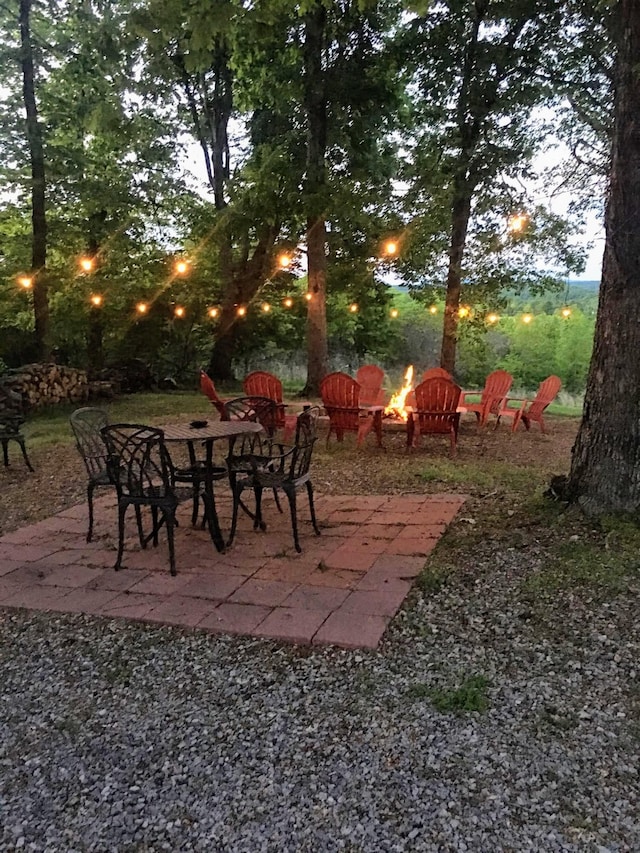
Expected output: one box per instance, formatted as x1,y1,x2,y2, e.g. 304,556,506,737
2,364,89,410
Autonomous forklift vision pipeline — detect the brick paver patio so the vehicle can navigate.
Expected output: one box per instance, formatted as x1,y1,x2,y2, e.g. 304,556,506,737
0,491,465,649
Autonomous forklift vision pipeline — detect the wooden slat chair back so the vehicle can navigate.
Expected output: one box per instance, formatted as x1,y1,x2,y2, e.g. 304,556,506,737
243,371,288,431
406,368,452,409
320,371,381,447
408,377,462,455
422,367,452,381
495,375,562,433
355,364,386,407
461,369,512,427
521,375,562,433
199,369,227,418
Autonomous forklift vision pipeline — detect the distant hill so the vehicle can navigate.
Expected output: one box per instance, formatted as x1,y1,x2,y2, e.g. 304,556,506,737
568,280,600,292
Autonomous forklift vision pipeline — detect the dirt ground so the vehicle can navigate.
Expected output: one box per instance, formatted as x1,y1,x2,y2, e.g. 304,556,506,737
0,411,578,538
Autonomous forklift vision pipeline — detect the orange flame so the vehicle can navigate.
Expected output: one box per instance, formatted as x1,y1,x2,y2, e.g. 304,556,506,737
384,365,414,421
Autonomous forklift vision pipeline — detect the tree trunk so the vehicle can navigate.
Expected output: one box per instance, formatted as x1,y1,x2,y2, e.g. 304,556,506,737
207,226,279,381
207,316,238,381
565,0,640,514
19,0,50,361
440,185,472,374
302,2,329,396
306,216,328,393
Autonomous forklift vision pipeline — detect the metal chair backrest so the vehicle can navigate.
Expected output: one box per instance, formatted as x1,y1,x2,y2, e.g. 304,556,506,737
0,383,25,429
70,407,109,481
101,424,173,499
289,406,320,480
223,396,278,435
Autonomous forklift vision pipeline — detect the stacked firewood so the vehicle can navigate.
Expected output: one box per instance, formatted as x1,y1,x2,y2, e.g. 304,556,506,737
2,364,89,410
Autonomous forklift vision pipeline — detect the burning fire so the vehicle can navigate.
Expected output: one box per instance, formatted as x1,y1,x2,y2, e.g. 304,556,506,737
384,365,414,421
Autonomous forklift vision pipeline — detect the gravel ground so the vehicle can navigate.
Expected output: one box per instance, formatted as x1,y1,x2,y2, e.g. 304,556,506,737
1,534,638,852
1,414,639,851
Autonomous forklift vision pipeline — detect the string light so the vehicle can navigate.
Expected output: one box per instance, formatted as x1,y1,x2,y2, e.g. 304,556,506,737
174,305,185,318
261,303,271,313
277,253,291,269
382,240,398,257
349,303,358,313
458,306,470,318
90,294,103,307
508,212,528,233
429,305,438,315
486,313,499,324
79,257,95,273
208,307,219,319
283,297,293,308
390,308,399,318
18,276,33,289
561,307,571,318
237,306,247,317
522,313,533,324
136,302,148,315
174,259,189,275
304,292,312,302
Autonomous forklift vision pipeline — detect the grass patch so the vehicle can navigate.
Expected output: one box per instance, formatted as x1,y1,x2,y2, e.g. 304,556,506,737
415,565,446,594
408,675,490,714
522,516,640,598
419,458,546,492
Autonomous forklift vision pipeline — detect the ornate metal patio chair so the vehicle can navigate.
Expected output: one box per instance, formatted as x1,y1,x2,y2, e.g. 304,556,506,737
226,407,322,552
0,383,34,472
70,406,114,541
407,376,462,456
320,371,383,448
101,424,179,575
495,375,562,433
224,395,280,437
460,369,513,427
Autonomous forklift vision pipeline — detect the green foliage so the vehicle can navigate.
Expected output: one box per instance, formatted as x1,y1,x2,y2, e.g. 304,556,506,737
408,675,491,714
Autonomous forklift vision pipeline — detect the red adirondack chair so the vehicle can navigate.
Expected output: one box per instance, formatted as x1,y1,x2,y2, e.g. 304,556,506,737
460,369,513,427
421,367,453,382
199,369,227,418
496,375,562,433
407,376,462,455
355,364,386,407
320,371,383,448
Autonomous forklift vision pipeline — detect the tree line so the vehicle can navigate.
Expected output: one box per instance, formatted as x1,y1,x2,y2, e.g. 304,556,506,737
0,0,611,394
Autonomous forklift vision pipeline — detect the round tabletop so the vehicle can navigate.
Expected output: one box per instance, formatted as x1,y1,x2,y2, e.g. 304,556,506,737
159,420,264,442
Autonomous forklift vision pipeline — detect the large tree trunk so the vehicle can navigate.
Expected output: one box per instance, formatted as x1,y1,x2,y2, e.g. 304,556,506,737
19,0,50,361
440,186,472,374
565,0,640,513
207,227,279,381
302,2,329,396
306,216,328,393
